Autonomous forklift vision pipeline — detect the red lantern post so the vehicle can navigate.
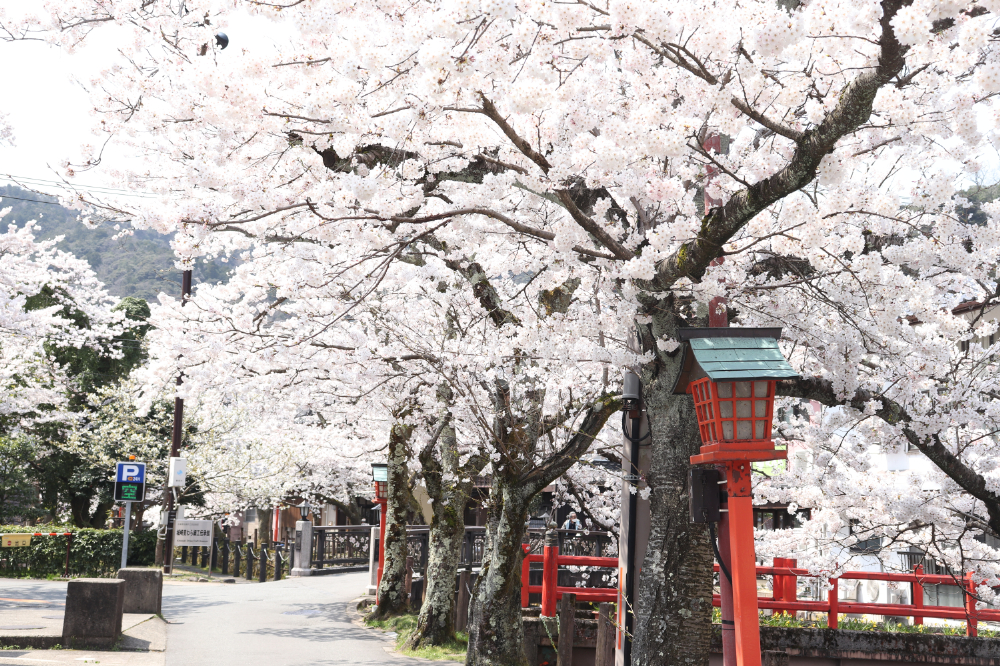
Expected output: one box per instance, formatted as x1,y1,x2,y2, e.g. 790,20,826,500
372,463,389,602
674,328,799,666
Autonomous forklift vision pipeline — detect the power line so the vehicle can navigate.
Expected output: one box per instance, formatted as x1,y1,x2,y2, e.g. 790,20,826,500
1,174,169,199
0,194,71,207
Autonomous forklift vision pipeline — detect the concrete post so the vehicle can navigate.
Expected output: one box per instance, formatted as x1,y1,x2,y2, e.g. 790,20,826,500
116,568,162,614
63,579,125,649
367,525,378,595
290,520,312,576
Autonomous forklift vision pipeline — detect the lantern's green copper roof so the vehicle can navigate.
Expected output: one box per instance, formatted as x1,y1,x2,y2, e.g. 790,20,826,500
670,328,800,394
689,337,799,381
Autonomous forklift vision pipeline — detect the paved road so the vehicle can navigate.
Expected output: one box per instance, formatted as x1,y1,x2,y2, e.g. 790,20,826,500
0,571,418,666
163,571,413,666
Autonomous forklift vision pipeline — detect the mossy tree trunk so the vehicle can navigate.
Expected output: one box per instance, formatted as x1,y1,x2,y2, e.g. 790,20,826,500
466,472,533,666
465,385,620,666
372,421,414,619
406,417,479,649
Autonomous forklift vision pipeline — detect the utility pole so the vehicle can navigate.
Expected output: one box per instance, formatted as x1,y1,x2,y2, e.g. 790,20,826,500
162,269,192,574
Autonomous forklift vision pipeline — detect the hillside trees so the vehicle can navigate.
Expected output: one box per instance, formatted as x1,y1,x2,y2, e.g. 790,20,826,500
12,0,1000,664
0,209,138,525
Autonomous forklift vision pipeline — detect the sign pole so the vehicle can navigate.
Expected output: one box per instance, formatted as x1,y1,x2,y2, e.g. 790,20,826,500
163,269,193,575
121,501,132,570
114,460,146,572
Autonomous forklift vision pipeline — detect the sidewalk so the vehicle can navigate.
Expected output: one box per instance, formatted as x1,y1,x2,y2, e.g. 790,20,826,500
1,571,419,666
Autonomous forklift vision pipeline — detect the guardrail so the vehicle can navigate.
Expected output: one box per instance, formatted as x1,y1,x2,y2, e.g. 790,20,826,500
518,546,996,638
715,559,994,637
520,540,619,612
175,538,290,582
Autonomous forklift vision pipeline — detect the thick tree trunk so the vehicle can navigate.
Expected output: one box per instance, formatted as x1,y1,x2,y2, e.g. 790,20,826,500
373,423,413,619
466,475,530,666
407,421,470,648
631,303,714,666
257,508,273,544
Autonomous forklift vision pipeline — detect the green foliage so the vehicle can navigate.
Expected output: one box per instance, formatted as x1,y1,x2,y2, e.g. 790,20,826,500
710,609,998,638
0,525,156,578
364,612,468,661
759,611,805,628
0,185,232,301
957,180,1000,226
19,292,153,528
0,438,42,524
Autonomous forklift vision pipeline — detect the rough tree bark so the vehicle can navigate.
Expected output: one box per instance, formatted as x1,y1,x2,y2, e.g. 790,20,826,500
257,507,273,544
372,421,414,619
466,388,620,666
466,472,533,666
406,417,477,649
631,301,715,666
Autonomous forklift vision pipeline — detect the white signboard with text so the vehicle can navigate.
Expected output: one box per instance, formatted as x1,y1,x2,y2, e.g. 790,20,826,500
173,519,213,547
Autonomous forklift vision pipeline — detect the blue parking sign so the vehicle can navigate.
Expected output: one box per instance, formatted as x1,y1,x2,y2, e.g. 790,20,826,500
116,462,145,483
115,462,146,502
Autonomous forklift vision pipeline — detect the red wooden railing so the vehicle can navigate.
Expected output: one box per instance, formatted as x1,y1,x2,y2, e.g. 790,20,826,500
715,559,991,637
521,545,993,637
520,543,618,613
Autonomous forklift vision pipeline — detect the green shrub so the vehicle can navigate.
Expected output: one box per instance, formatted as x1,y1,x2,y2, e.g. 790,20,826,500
0,525,157,578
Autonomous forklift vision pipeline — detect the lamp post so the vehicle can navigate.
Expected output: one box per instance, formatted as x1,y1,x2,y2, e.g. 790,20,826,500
372,463,388,600
675,327,799,666
299,500,311,521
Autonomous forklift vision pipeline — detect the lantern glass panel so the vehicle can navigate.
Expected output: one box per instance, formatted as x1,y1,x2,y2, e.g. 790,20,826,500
754,400,768,418
722,421,734,440
736,400,751,418
755,421,766,439
737,421,752,440
754,381,769,397
716,382,732,398
735,381,752,398
720,402,733,418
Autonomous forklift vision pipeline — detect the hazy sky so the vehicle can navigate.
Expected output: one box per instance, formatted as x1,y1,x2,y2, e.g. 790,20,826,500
0,35,109,193
0,4,278,201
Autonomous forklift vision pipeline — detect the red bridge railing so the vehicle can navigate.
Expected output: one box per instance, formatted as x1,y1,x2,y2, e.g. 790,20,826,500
520,544,993,637
718,558,992,636
520,543,618,614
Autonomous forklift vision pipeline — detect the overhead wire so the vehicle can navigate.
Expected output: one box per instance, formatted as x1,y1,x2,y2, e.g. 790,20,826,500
1,173,175,199
0,194,71,207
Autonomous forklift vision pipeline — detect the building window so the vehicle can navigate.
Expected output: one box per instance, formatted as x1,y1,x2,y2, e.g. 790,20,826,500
754,506,810,530
848,520,882,553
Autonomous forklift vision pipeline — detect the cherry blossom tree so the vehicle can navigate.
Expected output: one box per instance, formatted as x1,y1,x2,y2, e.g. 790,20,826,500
0,210,127,429
11,0,1000,663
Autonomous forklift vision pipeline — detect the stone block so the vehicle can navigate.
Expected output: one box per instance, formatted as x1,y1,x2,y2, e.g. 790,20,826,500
117,567,162,614
62,578,125,648
291,520,313,576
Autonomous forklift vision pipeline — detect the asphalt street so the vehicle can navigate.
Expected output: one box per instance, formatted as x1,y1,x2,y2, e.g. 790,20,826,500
161,571,411,666
0,571,416,666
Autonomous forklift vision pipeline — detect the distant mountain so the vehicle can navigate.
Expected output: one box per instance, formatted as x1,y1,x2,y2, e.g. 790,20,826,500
0,185,230,302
